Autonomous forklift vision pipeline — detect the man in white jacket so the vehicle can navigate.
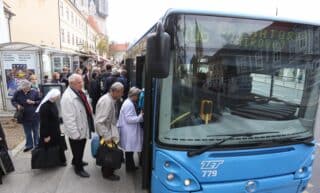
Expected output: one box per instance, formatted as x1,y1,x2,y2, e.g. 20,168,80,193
61,74,94,178
95,82,123,181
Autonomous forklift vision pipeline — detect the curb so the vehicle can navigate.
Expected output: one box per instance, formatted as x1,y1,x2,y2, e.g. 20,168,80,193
10,139,25,157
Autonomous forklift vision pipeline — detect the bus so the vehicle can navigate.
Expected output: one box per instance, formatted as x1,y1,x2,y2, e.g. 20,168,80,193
125,8,320,193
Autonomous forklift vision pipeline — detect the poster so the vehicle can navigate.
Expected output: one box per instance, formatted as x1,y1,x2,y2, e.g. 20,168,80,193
1,52,37,96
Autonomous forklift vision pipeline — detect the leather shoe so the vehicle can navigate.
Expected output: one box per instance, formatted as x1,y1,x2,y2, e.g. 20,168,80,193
104,174,120,181
75,169,90,178
23,147,32,152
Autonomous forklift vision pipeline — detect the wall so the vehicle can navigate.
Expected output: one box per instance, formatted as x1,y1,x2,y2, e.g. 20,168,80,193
8,0,60,48
0,0,10,43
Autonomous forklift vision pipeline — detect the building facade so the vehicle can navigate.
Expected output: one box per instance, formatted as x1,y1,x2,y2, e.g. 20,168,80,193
3,0,101,75
0,0,14,44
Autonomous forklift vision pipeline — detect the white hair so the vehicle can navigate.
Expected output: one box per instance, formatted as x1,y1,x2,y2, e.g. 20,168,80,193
68,73,82,84
110,82,124,92
19,79,32,90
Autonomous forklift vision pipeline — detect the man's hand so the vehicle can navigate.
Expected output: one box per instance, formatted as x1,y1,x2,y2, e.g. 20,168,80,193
17,104,22,110
26,99,35,105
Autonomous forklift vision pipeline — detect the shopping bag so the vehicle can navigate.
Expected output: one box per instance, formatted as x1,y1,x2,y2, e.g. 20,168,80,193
0,148,14,175
31,146,61,169
96,141,123,169
91,134,99,158
13,108,24,124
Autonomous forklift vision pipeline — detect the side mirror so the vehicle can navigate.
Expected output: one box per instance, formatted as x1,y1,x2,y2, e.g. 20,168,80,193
146,22,171,78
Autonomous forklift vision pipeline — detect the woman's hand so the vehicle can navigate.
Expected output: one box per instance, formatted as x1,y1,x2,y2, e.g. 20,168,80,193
44,136,51,143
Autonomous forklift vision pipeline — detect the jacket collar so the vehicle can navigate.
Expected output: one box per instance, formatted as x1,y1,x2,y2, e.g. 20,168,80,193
66,87,80,99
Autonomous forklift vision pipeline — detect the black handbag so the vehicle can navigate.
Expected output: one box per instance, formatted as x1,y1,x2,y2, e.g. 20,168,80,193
13,108,24,124
96,142,123,169
0,147,14,175
31,146,61,169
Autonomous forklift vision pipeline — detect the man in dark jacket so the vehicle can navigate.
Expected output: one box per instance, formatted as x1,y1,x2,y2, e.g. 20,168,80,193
11,80,41,152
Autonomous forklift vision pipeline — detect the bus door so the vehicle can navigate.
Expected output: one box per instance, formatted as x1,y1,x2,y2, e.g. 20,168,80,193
136,56,145,89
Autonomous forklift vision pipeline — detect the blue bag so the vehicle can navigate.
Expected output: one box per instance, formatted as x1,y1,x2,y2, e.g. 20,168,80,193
91,133,100,158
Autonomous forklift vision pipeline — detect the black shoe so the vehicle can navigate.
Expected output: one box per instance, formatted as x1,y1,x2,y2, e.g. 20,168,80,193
75,169,90,178
23,147,32,152
104,174,120,181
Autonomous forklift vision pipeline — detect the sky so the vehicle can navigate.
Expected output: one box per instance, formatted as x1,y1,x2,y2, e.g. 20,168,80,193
107,0,320,44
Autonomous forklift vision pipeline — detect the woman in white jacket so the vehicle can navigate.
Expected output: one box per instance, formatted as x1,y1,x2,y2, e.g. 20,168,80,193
117,87,144,171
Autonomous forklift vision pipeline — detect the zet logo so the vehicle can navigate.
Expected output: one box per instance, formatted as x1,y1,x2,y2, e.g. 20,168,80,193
200,160,224,177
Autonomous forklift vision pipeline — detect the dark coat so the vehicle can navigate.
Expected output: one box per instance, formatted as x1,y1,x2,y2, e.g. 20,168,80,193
89,78,100,113
11,89,41,122
0,123,8,150
39,101,61,147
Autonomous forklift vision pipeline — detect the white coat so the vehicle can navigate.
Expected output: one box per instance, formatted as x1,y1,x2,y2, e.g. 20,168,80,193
60,87,90,139
117,98,143,152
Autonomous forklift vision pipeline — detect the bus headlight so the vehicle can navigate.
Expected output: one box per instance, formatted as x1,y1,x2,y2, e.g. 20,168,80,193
155,151,201,192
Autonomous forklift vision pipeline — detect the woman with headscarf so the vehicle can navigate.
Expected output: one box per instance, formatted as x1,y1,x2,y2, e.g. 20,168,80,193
117,87,144,171
36,89,66,166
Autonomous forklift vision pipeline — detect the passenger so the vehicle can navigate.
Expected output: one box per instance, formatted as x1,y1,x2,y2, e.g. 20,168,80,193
11,80,41,152
36,89,66,166
95,82,124,181
61,74,94,178
29,75,40,93
117,87,144,172
88,72,100,114
51,72,61,84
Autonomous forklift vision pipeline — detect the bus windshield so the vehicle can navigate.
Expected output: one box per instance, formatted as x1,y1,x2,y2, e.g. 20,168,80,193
158,14,320,147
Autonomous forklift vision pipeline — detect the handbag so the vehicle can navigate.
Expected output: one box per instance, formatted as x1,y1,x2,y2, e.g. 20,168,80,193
0,147,14,175
31,146,61,169
96,140,123,169
13,108,24,124
59,134,67,151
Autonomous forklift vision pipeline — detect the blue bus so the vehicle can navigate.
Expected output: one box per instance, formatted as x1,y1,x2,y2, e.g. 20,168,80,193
125,9,320,193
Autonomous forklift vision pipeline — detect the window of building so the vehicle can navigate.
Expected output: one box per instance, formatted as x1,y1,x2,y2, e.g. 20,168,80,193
61,29,65,43
71,12,74,25
67,32,70,44
66,8,69,20
72,34,75,45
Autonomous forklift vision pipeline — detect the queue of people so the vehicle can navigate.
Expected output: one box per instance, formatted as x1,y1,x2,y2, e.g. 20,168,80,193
7,63,143,182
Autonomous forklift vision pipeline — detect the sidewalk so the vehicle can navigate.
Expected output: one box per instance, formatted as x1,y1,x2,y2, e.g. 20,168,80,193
0,140,147,193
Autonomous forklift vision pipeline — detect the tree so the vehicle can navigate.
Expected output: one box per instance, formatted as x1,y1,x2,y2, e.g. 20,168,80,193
96,36,109,56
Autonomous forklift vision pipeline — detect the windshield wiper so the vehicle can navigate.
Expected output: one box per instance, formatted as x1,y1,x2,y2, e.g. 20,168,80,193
187,131,280,157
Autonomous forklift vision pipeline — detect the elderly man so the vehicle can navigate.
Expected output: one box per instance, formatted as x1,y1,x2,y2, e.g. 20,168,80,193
95,82,124,181
61,74,94,178
11,79,41,152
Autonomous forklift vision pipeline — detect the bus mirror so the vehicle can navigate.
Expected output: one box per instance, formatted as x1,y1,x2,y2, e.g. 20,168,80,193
146,23,171,78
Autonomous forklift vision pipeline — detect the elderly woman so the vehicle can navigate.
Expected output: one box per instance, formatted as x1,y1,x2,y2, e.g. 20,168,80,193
11,80,41,152
117,87,144,171
36,89,66,166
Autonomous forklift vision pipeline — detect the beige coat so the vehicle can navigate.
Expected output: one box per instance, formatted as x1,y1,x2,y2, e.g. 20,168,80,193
61,87,90,140
94,93,119,142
